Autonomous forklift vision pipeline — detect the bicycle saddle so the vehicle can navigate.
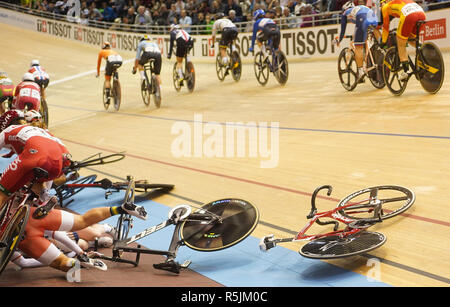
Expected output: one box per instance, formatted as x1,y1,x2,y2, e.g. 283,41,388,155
33,167,49,179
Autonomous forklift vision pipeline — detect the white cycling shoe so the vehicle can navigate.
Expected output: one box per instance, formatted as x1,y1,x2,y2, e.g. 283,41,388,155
121,202,148,220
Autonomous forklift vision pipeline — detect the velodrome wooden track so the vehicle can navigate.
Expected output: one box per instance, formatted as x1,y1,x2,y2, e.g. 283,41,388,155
0,22,449,287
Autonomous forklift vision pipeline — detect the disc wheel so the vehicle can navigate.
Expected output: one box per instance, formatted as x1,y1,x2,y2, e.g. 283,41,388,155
186,62,195,93
151,75,161,108
112,79,121,111
417,42,445,94
273,51,288,85
367,46,385,89
180,198,259,252
254,51,270,86
299,231,386,259
383,47,409,96
337,185,415,221
230,51,242,82
338,47,358,91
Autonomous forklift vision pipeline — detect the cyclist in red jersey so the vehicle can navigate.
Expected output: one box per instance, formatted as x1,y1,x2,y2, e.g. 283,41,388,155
0,111,148,272
12,73,41,112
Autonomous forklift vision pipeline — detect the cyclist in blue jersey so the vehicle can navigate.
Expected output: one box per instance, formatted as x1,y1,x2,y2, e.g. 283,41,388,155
335,1,381,82
249,9,281,61
132,35,162,92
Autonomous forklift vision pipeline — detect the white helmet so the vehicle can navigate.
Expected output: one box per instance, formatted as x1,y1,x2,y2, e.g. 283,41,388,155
31,59,40,67
22,72,34,81
169,24,180,31
342,1,355,11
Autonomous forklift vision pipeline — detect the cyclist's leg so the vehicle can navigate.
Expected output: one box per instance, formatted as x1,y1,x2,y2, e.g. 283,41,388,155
176,38,187,80
152,52,162,89
104,61,113,93
353,15,368,80
137,52,149,81
219,30,230,65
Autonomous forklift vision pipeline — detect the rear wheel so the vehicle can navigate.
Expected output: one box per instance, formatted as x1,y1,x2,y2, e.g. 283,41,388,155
186,61,195,93
417,42,445,94
180,198,259,252
0,205,30,275
55,174,98,205
40,98,49,127
231,51,242,82
113,79,121,111
367,46,385,89
274,51,288,85
299,231,386,259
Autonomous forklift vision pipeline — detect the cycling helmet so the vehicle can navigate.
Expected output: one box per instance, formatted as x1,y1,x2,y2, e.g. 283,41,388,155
0,110,25,132
30,59,40,67
253,9,265,20
0,71,7,79
215,12,225,20
25,110,42,123
169,24,180,32
140,34,150,41
342,1,355,11
102,41,111,49
22,72,34,82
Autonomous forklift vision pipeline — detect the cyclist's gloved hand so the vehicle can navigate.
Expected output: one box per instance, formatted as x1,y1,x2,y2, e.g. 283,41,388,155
131,67,137,75
211,43,214,48
249,47,253,53
95,73,99,78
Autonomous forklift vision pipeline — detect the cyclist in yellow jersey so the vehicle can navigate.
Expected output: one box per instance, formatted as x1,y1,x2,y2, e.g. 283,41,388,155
380,0,426,80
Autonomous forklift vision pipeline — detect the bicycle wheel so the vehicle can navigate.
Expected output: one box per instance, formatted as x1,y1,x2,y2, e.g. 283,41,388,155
216,54,227,81
0,205,30,275
151,75,161,108
172,63,182,92
254,52,270,86
299,231,386,259
274,51,289,85
55,174,98,204
383,47,408,96
180,198,259,252
40,98,49,127
416,42,445,94
112,181,174,193
367,45,385,89
102,83,110,110
113,79,121,111
141,78,151,106
186,62,195,93
337,185,415,221
338,47,358,91
71,152,126,170
230,51,242,82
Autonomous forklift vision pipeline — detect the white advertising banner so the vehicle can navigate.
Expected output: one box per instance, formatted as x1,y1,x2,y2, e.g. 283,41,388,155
1,6,448,61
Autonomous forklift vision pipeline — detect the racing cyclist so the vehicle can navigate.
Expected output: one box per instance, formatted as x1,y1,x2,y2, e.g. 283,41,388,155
12,73,41,112
132,35,162,94
167,24,194,86
211,13,239,72
96,42,123,105
249,9,281,64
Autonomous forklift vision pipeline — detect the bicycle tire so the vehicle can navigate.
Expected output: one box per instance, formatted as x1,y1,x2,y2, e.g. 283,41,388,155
338,48,358,91
367,45,385,89
179,198,259,252
254,52,270,86
102,83,110,110
274,51,288,85
172,63,182,92
417,42,445,94
151,75,161,108
113,79,121,111
383,47,408,96
112,181,174,193
71,152,126,170
56,174,98,204
231,51,242,82
186,62,195,93
299,231,386,259
141,77,151,106
337,185,415,221
216,54,226,81
40,98,49,127
0,205,30,275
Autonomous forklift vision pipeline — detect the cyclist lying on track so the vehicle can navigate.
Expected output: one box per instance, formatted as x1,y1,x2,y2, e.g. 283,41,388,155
335,1,381,82
96,42,123,106
167,24,194,86
249,9,281,60
380,0,426,81
0,110,147,272
132,35,162,93
211,13,238,70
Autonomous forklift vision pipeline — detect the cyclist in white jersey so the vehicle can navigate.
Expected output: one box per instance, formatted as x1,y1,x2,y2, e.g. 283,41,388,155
132,35,162,92
211,13,239,68
167,24,194,85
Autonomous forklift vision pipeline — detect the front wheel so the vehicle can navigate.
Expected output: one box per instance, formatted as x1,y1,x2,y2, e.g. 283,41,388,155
299,231,386,259
40,98,49,127
180,198,259,252
216,54,227,82
172,63,182,92
141,78,151,106
338,47,358,91
383,47,409,96
337,185,415,221
254,51,270,86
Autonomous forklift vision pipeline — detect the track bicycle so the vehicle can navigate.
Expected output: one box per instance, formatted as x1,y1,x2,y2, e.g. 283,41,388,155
260,184,415,259
172,47,195,93
254,40,289,86
0,168,51,276
216,40,242,82
383,21,445,96
94,178,259,274
103,65,122,111
141,59,162,108
337,27,386,91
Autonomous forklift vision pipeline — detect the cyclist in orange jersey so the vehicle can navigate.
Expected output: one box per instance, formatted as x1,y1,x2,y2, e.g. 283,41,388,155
96,42,122,104
380,0,426,80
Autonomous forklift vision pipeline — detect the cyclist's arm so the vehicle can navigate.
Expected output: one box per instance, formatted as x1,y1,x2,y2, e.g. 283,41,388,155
96,51,103,76
338,14,348,43
168,32,175,58
250,20,260,50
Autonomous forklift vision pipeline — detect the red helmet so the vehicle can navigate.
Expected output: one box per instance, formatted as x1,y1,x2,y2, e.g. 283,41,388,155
0,110,25,132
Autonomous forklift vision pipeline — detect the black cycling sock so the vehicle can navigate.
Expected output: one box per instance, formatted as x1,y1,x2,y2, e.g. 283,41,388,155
402,61,409,73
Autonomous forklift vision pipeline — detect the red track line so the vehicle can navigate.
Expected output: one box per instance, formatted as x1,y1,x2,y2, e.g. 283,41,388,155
62,138,450,227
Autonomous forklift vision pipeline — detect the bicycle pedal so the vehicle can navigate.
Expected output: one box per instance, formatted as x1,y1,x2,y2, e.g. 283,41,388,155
153,260,181,274
180,260,191,268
